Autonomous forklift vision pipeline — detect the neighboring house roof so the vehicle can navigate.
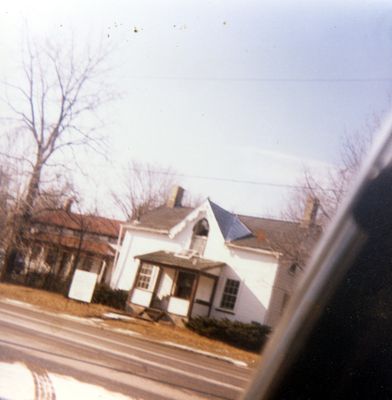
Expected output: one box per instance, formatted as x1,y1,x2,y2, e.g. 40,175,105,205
28,233,115,256
33,210,122,238
136,250,225,272
233,215,321,254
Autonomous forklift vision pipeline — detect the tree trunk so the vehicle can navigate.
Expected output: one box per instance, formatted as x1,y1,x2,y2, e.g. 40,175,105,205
22,159,43,224
0,159,43,281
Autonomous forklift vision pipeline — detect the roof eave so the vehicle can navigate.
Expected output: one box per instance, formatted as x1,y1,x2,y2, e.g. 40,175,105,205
226,242,281,257
168,203,206,239
122,224,169,235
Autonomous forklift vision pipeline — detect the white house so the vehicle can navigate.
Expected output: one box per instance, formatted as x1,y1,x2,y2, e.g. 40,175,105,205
111,187,320,326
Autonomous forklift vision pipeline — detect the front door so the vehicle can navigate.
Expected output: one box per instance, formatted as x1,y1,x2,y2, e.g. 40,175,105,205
174,271,196,299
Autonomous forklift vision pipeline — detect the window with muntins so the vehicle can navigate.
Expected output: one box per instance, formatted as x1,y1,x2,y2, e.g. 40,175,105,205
220,279,240,310
136,263,154,290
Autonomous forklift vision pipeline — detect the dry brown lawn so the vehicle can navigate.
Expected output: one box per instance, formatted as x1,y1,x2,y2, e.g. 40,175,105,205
0,283,261,366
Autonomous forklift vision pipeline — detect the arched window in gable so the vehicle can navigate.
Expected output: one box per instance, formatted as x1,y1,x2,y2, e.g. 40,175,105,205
189,218,209,255
289,262,299,275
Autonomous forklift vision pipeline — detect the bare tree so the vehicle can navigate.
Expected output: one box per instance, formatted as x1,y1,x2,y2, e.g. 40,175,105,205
0,34,114,276
112,161,179,220
284,129,373,229
0,166,12,250
33,179,78,215
3,37,112,221
182,191,205,209
0,146,26,256
272,129,375,278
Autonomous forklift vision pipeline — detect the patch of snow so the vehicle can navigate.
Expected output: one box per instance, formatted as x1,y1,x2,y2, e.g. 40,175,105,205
90,317,104,323
108,328,141,337
50,373,136,400
1,298,37,309
0,361,137,400
0,362,35,399
57,314,100,326
162,341,248,367
103,312,136,321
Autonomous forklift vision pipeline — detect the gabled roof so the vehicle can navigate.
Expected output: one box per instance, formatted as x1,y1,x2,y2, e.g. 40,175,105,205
126,206,194,232
123,200,321,254
208,200,252,241
33,210,123,238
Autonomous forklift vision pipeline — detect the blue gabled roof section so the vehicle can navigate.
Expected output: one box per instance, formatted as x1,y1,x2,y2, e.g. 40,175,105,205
208,199,252,241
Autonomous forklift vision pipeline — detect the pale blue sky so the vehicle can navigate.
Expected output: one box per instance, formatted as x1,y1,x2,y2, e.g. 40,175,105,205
1,1,392,218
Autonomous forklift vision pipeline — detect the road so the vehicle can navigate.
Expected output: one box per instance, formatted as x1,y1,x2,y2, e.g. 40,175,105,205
0,301,252,399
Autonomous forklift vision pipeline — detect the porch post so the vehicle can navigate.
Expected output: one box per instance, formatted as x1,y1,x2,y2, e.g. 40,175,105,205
128,260,143,304
170,269,179,296
187,272,200,318
149,266,163,308
97,259,106,283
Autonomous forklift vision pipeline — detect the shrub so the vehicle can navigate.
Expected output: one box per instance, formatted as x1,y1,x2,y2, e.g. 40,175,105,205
42,273,69,295
92,283,128,310
186,316,271,352
9,271,69,295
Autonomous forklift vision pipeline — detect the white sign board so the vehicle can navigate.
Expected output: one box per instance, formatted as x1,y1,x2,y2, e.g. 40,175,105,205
68,270,98,303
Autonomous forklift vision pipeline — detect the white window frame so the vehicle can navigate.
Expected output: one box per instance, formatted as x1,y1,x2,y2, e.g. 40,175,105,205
136,263,154,290
220,278,240,311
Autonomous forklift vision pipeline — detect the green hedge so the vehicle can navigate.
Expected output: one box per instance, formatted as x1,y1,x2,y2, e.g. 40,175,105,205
92,284,128,310
186,316,271,352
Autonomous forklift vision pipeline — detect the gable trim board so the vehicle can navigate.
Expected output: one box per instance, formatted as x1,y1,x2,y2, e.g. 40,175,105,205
122,225,170,235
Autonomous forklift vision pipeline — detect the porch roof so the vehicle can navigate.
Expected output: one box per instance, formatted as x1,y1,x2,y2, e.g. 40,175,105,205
135,251,225,272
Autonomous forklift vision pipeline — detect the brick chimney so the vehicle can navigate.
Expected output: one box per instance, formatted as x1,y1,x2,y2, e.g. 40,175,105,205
166,186,184,208
301,196,319,228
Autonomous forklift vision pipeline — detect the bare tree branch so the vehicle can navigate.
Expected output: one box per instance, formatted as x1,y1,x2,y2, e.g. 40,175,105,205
0,33,116,278
112,161,180,221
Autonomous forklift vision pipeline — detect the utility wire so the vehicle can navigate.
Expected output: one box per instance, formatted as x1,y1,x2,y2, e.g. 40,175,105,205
117,165,341,193
82,160,341,192
125,76,392,83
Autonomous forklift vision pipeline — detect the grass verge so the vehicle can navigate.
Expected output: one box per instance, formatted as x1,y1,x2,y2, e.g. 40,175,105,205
0,282,261,366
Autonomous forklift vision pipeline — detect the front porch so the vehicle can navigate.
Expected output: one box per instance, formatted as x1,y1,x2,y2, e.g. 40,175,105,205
128,251,225,321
